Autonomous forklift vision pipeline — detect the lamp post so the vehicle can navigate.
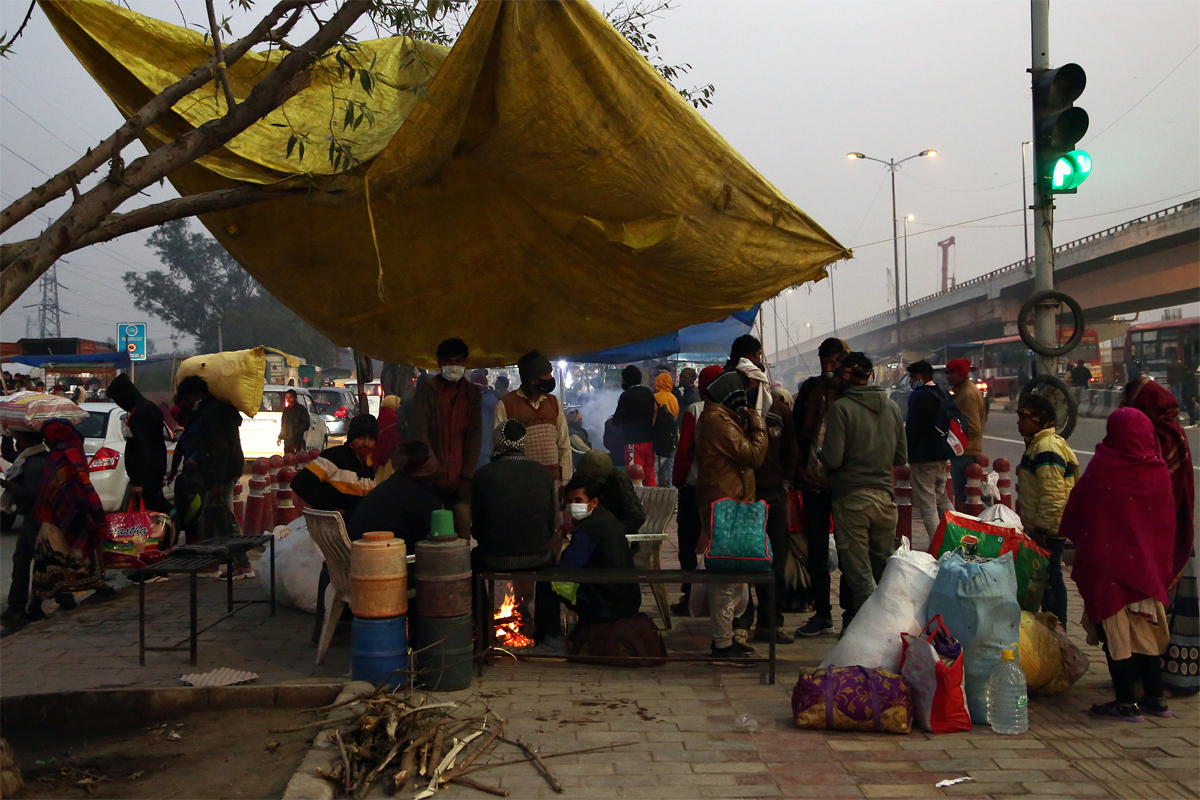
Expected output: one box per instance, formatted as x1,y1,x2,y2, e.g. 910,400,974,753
903,214,914,307
1021,141,1031,267
848,150,936,372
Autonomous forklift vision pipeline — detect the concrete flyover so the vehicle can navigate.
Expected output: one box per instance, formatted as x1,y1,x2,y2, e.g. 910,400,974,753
773,198,1200,384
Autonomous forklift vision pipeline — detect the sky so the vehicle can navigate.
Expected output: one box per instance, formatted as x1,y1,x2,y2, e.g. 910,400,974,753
1,0,1197,356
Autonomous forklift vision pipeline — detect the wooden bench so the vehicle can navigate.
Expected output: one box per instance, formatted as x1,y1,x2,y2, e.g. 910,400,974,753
630,485,677,628
137,534,276,665
474,568,777,683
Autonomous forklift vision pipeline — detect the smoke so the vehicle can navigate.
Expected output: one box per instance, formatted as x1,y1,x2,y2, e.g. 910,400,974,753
576,388,622,454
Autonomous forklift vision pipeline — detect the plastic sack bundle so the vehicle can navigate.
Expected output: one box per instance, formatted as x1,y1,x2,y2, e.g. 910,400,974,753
978,503,1023,531
0,391,87,434
930,510,1049,612
256,516,323,614
924,550,1022,723
1018,611,1090,695
792,666,914,734
900,616,971,734
175,347,266,417
820,539,938,673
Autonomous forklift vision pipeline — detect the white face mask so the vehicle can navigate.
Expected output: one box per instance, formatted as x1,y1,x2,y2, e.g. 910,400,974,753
568,503,592,521
441,366,466,382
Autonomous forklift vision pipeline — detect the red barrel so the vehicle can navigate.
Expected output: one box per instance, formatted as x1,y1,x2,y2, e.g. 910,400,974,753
964,462,985,518
893,465,912,547
245,458,270,535
994,458,1012,509
275,466,298,525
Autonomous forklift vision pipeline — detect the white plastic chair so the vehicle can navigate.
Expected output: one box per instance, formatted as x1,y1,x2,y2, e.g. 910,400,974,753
304,508,353,665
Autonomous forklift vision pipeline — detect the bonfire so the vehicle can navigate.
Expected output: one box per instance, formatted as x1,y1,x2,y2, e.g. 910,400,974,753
493,593,532,648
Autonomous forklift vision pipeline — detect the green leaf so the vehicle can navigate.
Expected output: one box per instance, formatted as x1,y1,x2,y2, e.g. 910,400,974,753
286,135,296,159
298,141,305,162
359,69,372,95
344,104,354,128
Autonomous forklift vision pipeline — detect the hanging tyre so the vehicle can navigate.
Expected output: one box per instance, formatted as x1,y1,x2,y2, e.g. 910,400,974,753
1017,290,1085,357
1018,373,1079,439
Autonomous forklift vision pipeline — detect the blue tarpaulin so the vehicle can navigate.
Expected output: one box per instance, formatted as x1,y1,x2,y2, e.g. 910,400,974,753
568,307,759,364
4,352,132,369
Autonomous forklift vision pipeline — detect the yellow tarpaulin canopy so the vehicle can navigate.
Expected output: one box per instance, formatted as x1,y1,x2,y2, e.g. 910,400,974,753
44,0,850,368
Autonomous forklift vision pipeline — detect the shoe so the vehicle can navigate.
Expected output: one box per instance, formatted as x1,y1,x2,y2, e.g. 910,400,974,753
80,585,116,605
220,566,256,580
1137,698,1174,718
524,636,567,656
670,599,691,617
709,641,756,659
199,566,222,578
1089,701,1144,722
795,616,834,637
24,605,46,622
754,626,795,644
0,606,24,624
54,593,78,611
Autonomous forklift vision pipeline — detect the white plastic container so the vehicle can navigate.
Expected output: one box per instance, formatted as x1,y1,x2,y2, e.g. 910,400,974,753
986,648,1029,735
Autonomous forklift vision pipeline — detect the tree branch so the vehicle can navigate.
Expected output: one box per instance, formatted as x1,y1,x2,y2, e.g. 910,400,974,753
205,0,239,112
0,0,371,313
0,0,311,235
0,184,308,267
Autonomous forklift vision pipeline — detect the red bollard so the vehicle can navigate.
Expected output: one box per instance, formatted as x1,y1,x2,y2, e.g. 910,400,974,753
265,454,283,531
245,458,270,535
232,482,245,532
893,465,913,547
976,454,990,470
965,463,985,518
283,452,298,471
275,466,298,525
994,457,1012,508
625,463,645,487
307,447,321,463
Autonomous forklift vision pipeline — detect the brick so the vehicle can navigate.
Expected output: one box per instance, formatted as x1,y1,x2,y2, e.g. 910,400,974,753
941,783,1028,796
993,758,1072,770
858,786,945,798
614,761,693,775
1018,782,1112,797
774,786,865,798
843,761,921,774
1075,760,1161,782
692,763,770,774
1104,782,1196,800
917,760,999,772
697,787,783,798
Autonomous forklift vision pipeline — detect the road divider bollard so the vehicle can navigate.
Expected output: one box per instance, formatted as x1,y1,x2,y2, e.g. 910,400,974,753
275,466,298,526
965,462,985,517
266,454,283,533
994,458,1012,508
245,458,270,535
893,465,912,547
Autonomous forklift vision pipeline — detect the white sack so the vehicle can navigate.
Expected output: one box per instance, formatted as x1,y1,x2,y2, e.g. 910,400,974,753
255,516,323,614
978,503,1023,531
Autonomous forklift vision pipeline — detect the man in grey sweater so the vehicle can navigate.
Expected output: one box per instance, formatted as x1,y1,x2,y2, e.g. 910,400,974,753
818,352,907,627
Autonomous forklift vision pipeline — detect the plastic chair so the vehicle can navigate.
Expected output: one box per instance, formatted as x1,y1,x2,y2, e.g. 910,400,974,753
304,508,353,665
632,485,678,629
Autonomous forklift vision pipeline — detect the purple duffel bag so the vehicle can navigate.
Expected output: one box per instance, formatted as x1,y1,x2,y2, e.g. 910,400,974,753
792,665,915,734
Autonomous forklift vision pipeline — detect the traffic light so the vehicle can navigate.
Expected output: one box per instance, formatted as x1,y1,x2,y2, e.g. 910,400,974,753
1032,63,1090,194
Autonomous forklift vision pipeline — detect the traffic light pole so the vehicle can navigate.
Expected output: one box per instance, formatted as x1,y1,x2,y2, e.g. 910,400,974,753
1030,0,1057,378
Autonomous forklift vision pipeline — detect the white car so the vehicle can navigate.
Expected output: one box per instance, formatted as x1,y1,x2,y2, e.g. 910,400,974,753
78,402,177,513
239,385,329,460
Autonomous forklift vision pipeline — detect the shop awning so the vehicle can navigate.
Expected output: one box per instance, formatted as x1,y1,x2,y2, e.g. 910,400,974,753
568,307,759,364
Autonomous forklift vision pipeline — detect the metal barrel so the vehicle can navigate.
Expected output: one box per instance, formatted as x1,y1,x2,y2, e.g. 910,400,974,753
351,616,408,689
413,614,473,692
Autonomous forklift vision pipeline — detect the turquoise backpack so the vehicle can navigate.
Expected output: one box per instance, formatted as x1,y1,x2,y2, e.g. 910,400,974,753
704,498,772,571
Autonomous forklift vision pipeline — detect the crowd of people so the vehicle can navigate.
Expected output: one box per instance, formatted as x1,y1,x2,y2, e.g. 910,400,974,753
1,334,1195,707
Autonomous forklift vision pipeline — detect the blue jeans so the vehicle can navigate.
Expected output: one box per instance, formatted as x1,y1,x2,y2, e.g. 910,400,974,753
1041,538,1067,628
949,454,974,508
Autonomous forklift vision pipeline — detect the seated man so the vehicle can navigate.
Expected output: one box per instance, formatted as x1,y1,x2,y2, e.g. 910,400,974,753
292,414,377,517
346,441,440,549
574,450,646,538
471,421,561,646
559,475,642,622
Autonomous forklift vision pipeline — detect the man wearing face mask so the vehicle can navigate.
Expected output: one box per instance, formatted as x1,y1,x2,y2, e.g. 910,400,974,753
819,352,907,629
904,361,954,550
792,338,851,637
494,350,573,488
410,338,483,537
532,476,641,655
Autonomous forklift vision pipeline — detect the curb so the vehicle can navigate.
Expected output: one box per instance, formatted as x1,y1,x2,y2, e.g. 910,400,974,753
282,680,375,800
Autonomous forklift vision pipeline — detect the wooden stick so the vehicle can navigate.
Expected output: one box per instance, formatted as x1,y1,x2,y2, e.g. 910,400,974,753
441,727,501,782
462,742,638,776
429,728,446,773
449,777,509,797
354,740,402,799
511,737,562,793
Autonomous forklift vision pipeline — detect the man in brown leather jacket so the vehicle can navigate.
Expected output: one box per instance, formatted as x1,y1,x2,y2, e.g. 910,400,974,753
696,371,768,658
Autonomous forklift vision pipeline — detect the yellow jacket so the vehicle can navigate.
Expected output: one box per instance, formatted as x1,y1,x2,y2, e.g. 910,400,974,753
950,380,988,457
1017,428,1079,536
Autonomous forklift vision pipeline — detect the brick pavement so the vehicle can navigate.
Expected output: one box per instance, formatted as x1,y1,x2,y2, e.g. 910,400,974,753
1,536,1196,799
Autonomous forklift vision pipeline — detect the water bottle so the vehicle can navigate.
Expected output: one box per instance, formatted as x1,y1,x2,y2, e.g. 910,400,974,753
987,648,1028,735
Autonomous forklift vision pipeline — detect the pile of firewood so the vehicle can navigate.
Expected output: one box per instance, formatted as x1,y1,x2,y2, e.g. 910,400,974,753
279,688,636,798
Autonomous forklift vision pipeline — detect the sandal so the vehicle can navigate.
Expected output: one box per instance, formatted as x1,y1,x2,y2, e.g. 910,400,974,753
1089,701,1144,722
1137,698,1174,718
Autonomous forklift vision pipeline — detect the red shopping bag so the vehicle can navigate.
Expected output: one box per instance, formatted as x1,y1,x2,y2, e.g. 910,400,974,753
900,615,972,734
103,499,170,568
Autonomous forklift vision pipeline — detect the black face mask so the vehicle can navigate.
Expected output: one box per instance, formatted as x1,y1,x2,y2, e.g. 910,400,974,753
537,377,557,394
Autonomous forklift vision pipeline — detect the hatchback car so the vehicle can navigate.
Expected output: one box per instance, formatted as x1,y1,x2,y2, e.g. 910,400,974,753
239,386,329,460
79,402,177,513
309,386,358,439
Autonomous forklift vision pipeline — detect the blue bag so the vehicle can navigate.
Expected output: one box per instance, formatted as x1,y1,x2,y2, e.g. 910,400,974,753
704,498,772,572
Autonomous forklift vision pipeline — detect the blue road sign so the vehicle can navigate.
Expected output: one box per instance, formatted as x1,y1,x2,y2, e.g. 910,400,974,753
118,322,147,362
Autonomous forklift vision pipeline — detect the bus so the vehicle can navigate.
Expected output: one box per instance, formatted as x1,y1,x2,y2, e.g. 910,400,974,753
1123,317,1200,382
943,329,1102,400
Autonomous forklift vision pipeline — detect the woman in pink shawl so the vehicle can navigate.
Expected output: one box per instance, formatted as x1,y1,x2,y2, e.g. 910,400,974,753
1061,408,1178,721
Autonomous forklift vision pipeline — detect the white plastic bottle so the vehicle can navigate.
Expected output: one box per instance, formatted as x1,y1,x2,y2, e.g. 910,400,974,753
987,648,1029,735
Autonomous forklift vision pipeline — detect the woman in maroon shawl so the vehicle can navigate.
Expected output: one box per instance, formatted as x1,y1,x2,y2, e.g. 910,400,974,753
1061,408,1177,721
373,395,404,483
1123,377,1198,695
28,420,112,618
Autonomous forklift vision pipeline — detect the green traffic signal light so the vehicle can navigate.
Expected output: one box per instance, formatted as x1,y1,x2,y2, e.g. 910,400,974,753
1050,149,1092,192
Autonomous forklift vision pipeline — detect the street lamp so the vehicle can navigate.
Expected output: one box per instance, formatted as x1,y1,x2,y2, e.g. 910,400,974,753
903,214,914,307
847,149,936,371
